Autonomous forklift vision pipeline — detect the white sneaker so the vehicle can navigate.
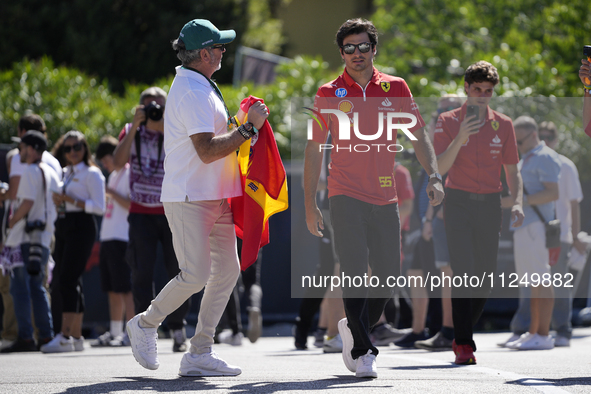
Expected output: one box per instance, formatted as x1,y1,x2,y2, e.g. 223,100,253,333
40,333,75,353
338,318,356,372
178,351,242,377
515,334,554,350
355,350,377,378
218,330,243,346
126,314,159,370
73,336,85,351
505,332,534,349
110,332,131,347
323,334,343,353
554,336,570,347
497,333,520,348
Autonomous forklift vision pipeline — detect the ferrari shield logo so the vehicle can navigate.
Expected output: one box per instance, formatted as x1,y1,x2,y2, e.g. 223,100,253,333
381,82,390,93
491,121,499,131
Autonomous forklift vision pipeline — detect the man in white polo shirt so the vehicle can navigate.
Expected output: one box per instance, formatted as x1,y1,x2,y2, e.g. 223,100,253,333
127,19,268,376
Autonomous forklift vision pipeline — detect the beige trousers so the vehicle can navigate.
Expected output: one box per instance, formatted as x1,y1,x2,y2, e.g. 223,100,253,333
141,199,240,354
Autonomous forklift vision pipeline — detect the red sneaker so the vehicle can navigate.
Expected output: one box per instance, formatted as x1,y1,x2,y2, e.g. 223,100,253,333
452,339,458,355
454,343,476,365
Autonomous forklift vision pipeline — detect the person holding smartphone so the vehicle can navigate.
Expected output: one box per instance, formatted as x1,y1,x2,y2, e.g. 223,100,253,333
434,61,525,365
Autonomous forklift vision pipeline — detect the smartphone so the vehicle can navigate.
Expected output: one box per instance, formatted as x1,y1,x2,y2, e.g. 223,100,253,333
466,105,479,122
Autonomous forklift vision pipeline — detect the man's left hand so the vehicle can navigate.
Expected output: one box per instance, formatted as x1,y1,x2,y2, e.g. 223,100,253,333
426,180,444,206
510,204,525,227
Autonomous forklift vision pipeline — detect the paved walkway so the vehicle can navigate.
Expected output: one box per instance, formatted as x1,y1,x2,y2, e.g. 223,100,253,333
1,327,591,393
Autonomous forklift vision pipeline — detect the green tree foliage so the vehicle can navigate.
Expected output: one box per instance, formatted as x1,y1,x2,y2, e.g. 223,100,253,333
0,57,170,149
0,0,248,92
371,0,591,97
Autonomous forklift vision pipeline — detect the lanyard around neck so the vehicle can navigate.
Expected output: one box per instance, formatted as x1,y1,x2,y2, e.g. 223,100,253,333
182,66,230,123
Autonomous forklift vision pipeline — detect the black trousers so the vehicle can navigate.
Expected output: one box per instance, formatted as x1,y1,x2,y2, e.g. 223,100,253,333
52,212,97,333
127,213,189,330
444,188,502,351
330,195,400,359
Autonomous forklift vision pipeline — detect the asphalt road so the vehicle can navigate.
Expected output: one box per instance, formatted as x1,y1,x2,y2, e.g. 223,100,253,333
1,327,591,393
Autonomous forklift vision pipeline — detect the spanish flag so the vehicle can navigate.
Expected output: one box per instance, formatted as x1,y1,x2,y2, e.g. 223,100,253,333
230,96,289,270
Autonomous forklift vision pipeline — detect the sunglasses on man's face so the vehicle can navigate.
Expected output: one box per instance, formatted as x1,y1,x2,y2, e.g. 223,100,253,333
340,42,373,55
211,44,226,51
63,143,83,153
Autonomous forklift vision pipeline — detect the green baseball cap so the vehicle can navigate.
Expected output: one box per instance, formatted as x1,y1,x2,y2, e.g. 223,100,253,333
179,19,236,50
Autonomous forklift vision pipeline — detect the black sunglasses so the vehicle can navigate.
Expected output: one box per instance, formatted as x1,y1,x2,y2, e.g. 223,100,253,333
63,142,83,153
211,44,226,51
340,42,373,55
539,134,556,142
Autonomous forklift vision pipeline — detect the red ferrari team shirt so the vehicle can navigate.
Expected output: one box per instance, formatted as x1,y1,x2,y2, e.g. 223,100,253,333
310,68,425,205
433,103,519,194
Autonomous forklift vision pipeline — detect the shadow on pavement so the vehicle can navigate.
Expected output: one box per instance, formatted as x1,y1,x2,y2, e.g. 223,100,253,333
56,375,388,393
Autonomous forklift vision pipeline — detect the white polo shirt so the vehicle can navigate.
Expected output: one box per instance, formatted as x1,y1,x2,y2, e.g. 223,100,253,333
161,66,241,202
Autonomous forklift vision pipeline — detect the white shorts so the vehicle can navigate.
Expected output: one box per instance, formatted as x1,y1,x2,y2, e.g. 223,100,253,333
513,221,550,280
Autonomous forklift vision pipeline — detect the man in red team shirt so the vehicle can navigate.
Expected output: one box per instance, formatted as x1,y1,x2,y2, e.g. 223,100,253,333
434,61,525,365
304,18,444,378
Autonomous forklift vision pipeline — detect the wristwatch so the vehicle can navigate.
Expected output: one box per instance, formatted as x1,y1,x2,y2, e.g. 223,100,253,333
243,122,258,135
429,172,442,183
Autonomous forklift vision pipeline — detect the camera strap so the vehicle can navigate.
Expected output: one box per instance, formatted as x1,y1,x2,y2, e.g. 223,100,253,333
523,185,553,223
133,126,163,178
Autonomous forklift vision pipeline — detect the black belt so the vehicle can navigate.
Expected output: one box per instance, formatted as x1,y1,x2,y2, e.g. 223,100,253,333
446,188,501,203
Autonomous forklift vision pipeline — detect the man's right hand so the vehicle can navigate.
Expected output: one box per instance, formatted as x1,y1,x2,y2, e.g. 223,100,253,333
305,205,324,237
247,101,269,130
456,114,481,143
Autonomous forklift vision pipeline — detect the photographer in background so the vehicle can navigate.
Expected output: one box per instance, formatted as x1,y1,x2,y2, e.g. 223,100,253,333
113,87,190,352
1,131,60,353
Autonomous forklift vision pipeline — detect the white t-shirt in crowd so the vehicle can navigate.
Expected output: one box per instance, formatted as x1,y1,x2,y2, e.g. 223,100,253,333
60,162,106,215
99,165,131,242
161,66,241,202
10,151,63,180
556,154,583,243
10,162,61,248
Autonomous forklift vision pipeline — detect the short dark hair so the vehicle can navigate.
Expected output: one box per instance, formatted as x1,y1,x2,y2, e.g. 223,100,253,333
95,135,119,160
18,114,46,133
336,18,378,48
539,121,557,136
464,61,499,86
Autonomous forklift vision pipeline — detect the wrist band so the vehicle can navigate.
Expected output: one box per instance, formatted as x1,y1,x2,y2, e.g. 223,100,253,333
237,125,251,140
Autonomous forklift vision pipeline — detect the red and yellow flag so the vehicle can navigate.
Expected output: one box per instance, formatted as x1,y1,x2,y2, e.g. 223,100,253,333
229,96,289,270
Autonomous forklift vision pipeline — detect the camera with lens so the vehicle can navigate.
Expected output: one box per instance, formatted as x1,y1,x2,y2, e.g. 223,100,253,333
143,101,163,123
25,220,46,233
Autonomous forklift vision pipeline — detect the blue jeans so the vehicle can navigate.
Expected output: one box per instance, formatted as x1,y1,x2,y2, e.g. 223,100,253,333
10,243,53,340
510,241,572,338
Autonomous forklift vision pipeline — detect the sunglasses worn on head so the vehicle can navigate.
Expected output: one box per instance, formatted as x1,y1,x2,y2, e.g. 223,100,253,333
340,42,373,55
63,143,83,153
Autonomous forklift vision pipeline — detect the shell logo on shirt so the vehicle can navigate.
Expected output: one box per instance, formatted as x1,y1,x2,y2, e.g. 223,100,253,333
335,88,348,97
338,100,354,114
381,82,390,92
